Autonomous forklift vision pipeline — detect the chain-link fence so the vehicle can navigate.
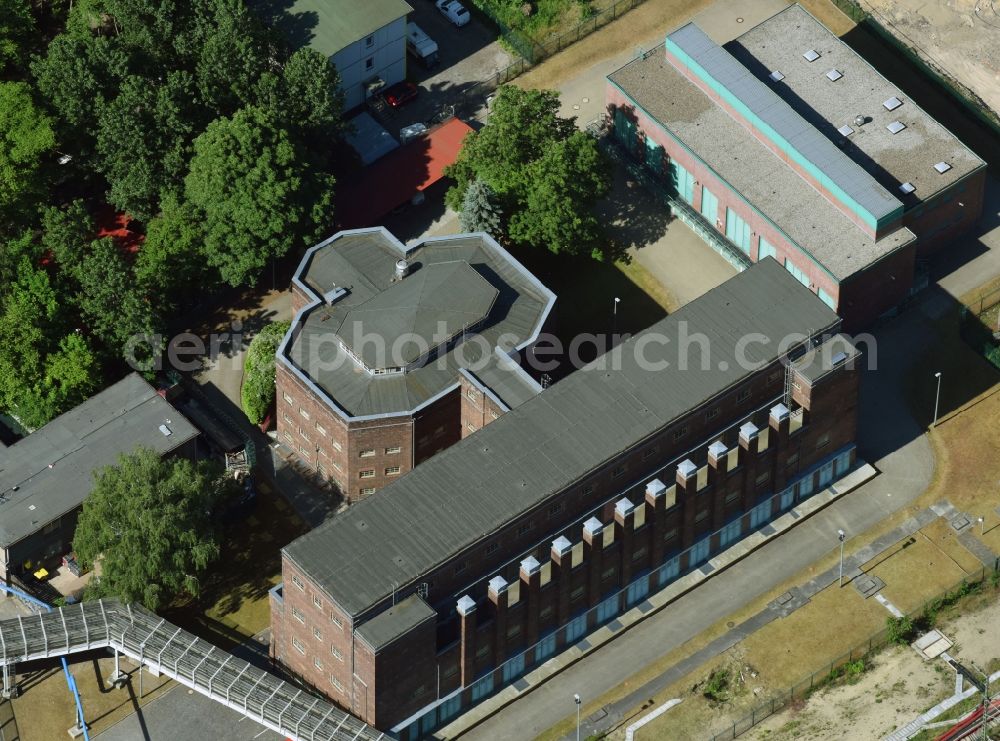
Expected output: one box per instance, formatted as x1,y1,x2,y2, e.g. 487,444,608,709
960,286,1000,370
708,564,1000,740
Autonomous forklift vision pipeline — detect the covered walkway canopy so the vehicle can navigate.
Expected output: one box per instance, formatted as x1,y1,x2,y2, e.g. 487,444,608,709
0,599,385,741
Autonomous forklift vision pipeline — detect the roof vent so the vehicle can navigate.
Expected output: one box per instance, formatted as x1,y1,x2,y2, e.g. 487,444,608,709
883,96,903,111
803,49,820,62
825,69,843,82
394,259,409,280
769,70,785,82
158,424,172,437
886,121,906,134
934,161,952,174
899,182,916,195
837,124,854,137
854,114,866,127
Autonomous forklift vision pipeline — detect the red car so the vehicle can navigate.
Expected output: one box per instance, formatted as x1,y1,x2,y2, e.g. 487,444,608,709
383,81,418,108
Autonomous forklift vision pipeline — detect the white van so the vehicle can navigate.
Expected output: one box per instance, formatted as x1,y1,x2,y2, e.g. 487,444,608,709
406,22,440,69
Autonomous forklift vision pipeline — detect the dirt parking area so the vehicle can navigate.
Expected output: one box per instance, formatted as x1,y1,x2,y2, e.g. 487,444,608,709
398,2,513,125
863,0,1000,116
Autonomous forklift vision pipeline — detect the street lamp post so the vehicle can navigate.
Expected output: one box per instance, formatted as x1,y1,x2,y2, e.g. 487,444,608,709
612,297,620,339
978,516,985,536
933,371,942,427
838,529,846,587
574,693,582,741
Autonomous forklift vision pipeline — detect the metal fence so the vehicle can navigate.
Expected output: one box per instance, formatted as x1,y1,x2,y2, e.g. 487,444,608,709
471,0,648,65
708,564,1000,740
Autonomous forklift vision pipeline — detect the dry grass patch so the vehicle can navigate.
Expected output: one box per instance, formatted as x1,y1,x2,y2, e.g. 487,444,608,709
11,656,172,741
920,518,986,574
869,533,972,614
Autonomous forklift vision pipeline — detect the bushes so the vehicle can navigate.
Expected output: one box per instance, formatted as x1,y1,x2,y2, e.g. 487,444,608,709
703,668,730,702
886,615,915,645
241,321,290,425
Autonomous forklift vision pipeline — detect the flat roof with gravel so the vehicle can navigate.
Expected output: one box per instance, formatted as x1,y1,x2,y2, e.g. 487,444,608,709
609,51,915,281
279,229,555,420
727,5,984,205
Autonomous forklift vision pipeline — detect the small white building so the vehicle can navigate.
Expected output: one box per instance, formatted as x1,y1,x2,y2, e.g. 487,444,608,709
255,0,413,110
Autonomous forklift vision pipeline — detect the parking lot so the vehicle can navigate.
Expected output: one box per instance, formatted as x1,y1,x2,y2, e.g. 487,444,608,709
392,1,513,125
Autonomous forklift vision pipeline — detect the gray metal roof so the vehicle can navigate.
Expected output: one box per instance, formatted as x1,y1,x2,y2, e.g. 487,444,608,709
355,594,435,651
280,229,555,420
336,262,498,368
250,0,412,58
667,22,903,227
461,349,543,411
284,259,841,618
0,374,199,548
727,5,985,203
608,50,916,281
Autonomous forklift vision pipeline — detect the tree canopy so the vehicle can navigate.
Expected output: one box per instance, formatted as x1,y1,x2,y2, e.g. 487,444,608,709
0,82,57,230
185,106,335,286
241,320,291,425
445,85,612,259
74,447,231,611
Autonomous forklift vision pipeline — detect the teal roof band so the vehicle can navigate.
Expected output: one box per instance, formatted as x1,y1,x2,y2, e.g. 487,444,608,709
666,24,903,232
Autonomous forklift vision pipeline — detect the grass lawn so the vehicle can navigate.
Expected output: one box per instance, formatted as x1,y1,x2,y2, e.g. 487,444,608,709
165,485,308,651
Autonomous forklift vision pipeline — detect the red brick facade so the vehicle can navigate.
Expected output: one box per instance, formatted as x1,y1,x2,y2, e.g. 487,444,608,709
459,374,507,438
272,343,860,736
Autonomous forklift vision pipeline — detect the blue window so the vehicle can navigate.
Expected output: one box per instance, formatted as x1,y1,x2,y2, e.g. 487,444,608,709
420,708,438,735
438,695,462,723
720,518,742,547
502,652,526,683
818,288,836,309
758,236,777,262
646,138,663,174
798,474,814,500
834,449,852,476
596,594,619,624
471,673,494,701
819,460,835,487
535,632,557,662
784,258,810,287
700,186,719,223
626,577,649,606
780,485,795,511
658,556,680,586
614,108,637,151
690,537,710,566
670,160,695,205
725,208,752,254
564,614,586,644
750,499,772,529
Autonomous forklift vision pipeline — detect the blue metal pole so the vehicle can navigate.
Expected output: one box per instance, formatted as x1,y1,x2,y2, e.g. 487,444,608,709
0,584,90,740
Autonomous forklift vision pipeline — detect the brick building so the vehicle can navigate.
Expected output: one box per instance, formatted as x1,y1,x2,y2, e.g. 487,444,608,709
276,227,554,500
606,4,986,329
270,260,862,737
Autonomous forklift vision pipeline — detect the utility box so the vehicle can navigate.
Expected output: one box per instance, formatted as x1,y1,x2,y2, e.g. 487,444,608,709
406,22,439,68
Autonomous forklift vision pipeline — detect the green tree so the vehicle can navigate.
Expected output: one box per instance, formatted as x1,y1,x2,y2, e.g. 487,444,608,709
136,194,208,309
0,230,43,291
31,34,129,142
274,47,345,143
459,178,503,237
445,86,575,210
74,447,230,611
185,105,335,286
95,72,203,219
508,132,611,257
41,199,92,277
0,258,98,429
241,320,290,425
0,0,34,75
75,238,158,356
445,86,611,257
0,82,56,229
